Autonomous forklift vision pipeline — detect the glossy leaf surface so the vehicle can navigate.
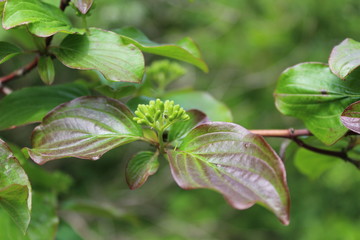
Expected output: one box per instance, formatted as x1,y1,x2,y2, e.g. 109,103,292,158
167,122,290,225
126,151,159,189
0,191,58,240
28,97,143,164
37,56,55,85
115,27,208,72
0,83,89,130
53,28,145,83
0,139,31,233
74,0,94,14
3,0,82,37
329,38,360,79
168,109,208,143
0,41,22,64
163,90,233,122
274,63,360,145
341,100,360,133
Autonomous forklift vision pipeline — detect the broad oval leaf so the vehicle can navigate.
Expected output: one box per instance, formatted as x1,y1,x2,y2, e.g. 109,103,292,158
28,96,143,164
168,109,208,143
74,0,94,14
52,28,145,83
3,0,82,37
0,83,90,130
0,41,22,64
115,27,208,72
274,63,360,145
341,100,360,133
167,122,290,225
329,38,360,79
0,139,31,233
163,90,233,122
126,151,159,190
0,191,59,240
37,56,55,85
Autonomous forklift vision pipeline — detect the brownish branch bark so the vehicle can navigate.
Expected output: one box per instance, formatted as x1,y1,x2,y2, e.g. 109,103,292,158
0,57,39,84
250,129,312,138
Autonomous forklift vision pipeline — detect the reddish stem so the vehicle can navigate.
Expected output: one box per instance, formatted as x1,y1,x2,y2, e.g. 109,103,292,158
0,57,39,84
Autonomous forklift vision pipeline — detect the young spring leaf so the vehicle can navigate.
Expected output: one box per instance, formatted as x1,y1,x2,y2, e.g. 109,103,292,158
274,63,360,145
0,83,89,130
28,97,143,164
73,0,94,14
52,28,145,83
163,90,233,122
166,122,290,225
0,139,31,233
167,109,208,143
126,151,159,190
37,56,55,85
115,27,208,72
341,100,360,134
0,41,22,64
329,38,360,79
3,0,82,37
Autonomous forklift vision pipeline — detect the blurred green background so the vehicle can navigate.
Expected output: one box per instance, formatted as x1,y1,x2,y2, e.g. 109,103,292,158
2,0,360,239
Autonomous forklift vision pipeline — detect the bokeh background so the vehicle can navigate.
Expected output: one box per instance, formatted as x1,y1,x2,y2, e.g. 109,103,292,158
2,0,360,239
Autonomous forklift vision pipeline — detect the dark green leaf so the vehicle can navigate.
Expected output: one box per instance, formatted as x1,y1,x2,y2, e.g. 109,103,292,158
115,27,208,72
56,220,84,240
329,38,360,79
341,100,360,133
168,109,208,142
126,96,156,112
37,56,55,85
126,151,159,189
28,97,143,164
0,191,59,240
0,41,22,64
52,28,145,83
0,83,90,130
0,139,31,233
274,63,360,145
167,122,290,225
3,0,83,37
163,90,233,122
74,0,94,14
294,148,338,180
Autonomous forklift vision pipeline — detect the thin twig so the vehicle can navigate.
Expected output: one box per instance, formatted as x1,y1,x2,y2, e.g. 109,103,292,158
0,57,39,84
250,129,312,138
292,137,360,169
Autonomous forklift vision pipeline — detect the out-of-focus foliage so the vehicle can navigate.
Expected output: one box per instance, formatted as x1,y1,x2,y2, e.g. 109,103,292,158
2,0,360,239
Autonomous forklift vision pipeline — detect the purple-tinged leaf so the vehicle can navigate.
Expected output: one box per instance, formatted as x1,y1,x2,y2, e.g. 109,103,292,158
341,100,360,133
126,151,159,190
0,139,31,233
168,109,208,142
28,97,143,165
167,122,290,225
74,0,94,14
329,38,360,79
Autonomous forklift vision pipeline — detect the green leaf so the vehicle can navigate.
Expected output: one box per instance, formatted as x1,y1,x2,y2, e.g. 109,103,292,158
52,28,145,83
37,56,55,85
167,122,290,225
56,220,83,240
329,38,360,79
0,41,22,64
115,27,208,72
294,148,338,180
0,83,90,130
126,151,159,189
163,90,233,122
28,96,143,164
74,0,94,14
274,63,360,145
341,100,360,133
3,0,83,37
0,139,31,233
168,109,208,143
0,191,59,240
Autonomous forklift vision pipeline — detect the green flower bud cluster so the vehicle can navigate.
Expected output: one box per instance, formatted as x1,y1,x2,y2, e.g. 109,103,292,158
133,99,190,132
